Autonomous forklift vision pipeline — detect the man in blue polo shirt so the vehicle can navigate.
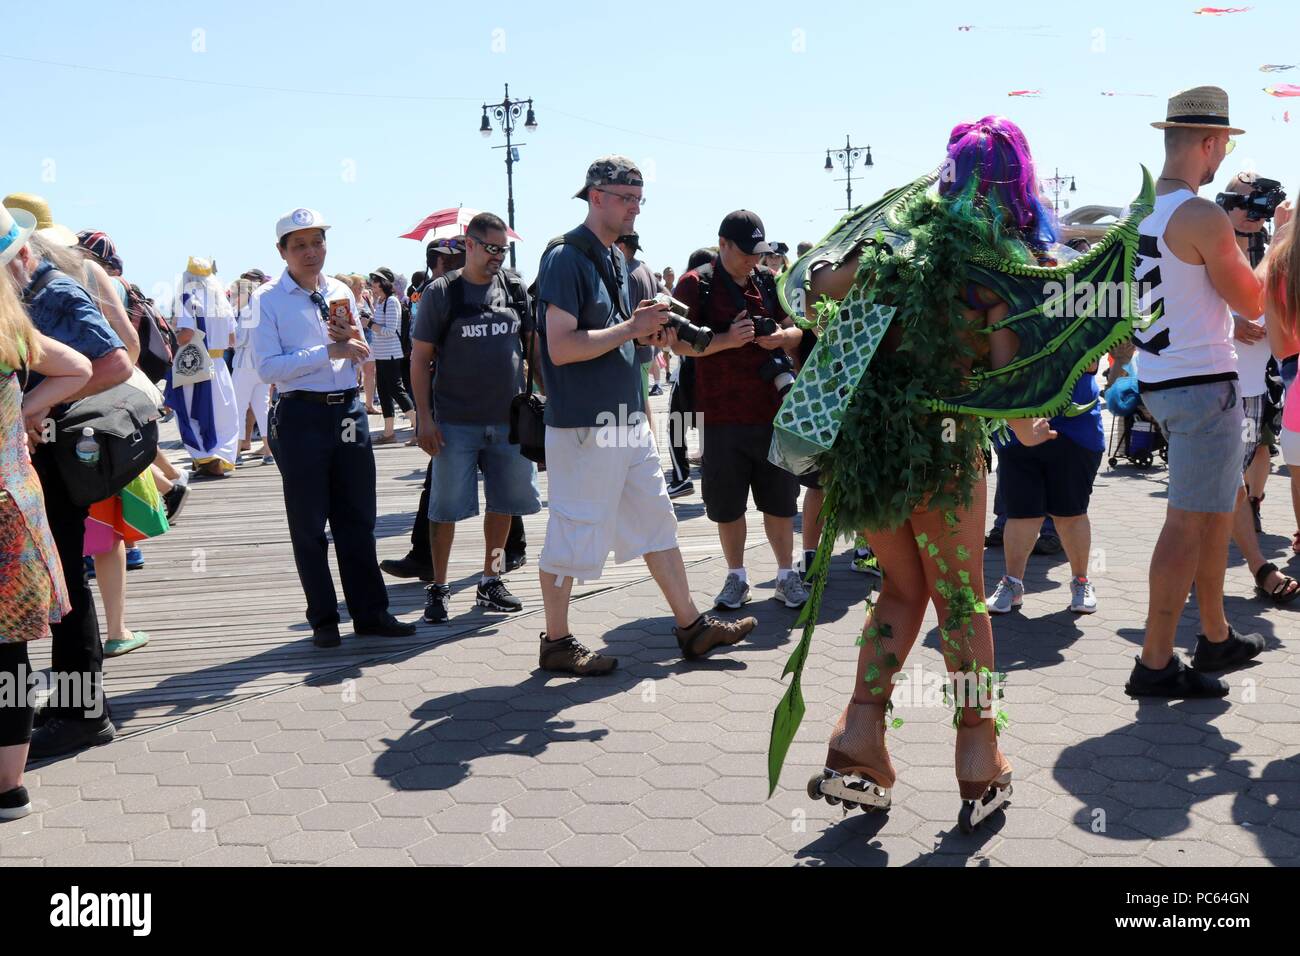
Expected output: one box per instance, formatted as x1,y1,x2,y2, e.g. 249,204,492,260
987,368,1104,616
3,209,132,760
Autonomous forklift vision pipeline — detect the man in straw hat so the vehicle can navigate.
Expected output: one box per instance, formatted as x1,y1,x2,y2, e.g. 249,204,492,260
1125,85,1286,698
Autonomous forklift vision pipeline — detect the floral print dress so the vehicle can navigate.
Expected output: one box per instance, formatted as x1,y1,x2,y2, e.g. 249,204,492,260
0,356,69,642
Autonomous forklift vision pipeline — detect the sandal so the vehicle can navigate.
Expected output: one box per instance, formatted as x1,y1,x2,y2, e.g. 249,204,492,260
1254,561,1300,604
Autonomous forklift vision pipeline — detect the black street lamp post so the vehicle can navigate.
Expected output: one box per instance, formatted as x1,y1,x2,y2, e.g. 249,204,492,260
824,135,873,211
1042,168,1077,217
479,83,537,270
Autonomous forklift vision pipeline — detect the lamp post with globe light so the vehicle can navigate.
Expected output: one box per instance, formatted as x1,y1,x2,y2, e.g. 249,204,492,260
480,83,537,270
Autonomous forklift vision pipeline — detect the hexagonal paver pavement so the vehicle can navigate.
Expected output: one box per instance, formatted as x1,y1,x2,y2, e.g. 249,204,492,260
9,460,1300,867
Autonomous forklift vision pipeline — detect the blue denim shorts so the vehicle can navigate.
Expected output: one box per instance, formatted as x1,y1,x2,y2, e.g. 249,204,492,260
1141,380,1244,513
428,423,541,522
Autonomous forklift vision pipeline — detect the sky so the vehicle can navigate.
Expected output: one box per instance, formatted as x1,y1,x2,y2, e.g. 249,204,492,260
4,0,1299,305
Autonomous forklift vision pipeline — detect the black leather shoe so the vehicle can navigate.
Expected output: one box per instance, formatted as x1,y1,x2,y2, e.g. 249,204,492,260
354,615,418,638
27,716,116,762
380,555,434,582
312,625,341,648
504,552,527,574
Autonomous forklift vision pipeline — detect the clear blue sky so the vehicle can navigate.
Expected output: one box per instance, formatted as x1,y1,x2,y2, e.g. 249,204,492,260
3,0,1298,303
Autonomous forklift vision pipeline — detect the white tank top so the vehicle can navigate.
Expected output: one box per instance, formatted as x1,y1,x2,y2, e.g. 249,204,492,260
1133,190,1238,387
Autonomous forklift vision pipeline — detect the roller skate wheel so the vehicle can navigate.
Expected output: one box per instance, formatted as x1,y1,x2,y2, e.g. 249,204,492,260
807,774,825,801
824,793,841,807
958,801,976,834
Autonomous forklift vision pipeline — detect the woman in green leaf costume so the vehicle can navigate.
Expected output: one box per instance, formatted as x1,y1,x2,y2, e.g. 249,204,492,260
770,116,1154,832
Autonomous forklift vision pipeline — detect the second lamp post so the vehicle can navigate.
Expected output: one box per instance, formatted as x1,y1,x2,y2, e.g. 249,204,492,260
480,83,537,270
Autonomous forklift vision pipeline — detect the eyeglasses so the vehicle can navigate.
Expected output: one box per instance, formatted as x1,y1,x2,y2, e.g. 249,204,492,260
468,236,509,257
593,188,647,208
1226,138,1238,155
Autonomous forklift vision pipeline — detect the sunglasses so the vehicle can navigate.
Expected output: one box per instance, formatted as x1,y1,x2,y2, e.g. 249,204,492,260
468,236,509,257
594,187,647,208
1226,138,1238,155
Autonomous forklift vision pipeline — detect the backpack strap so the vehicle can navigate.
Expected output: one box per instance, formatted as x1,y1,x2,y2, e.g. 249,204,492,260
21,267,65,304
544,228,631,322
694,261,714,324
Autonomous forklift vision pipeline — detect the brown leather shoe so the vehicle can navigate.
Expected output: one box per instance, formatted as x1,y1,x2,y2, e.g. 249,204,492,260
539,634,617,676
674,614,756,660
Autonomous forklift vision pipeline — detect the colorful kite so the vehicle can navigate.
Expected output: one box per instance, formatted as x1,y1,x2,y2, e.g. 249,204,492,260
1261,64,1297,72
1008,90,1042,97
1265,84,1300,97
1194,6,1252,13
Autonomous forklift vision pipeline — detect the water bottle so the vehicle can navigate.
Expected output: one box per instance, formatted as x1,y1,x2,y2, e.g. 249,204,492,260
75,427,100,466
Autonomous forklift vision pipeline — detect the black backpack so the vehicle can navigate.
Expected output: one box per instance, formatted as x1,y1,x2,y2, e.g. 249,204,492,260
690,257,780,329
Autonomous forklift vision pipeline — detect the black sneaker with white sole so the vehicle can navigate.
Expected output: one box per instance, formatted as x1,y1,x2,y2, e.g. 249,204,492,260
476,577,522,612
0,786,31,821
424,583,451,623
667,479,694,499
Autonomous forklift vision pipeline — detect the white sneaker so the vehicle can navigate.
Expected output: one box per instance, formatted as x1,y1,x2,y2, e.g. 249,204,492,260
1070,576,1098,614
987,576,1024,615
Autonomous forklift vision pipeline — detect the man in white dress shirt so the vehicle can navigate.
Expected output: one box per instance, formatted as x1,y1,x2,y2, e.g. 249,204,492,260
253,207,417,647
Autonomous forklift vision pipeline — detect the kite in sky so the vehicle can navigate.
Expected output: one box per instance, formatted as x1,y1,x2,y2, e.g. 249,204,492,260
1102,91,1156,97
1261,64,1296,72
1008,90,1041,97
1265,84,1300,97
1193,6,1252,14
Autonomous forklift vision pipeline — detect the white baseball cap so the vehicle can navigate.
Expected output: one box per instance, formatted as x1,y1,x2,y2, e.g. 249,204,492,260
275,207,330,241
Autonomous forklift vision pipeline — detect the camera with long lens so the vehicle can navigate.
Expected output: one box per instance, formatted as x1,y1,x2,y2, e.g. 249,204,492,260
758,351,797,398
1216,177,1287,222
654,293,714,353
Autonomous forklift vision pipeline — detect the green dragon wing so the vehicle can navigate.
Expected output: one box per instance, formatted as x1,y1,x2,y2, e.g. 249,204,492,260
928,166,1157,419
777,172,939,325
768,172,938,475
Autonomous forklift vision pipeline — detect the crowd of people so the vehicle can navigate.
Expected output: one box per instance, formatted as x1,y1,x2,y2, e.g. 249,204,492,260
0,82,1296,835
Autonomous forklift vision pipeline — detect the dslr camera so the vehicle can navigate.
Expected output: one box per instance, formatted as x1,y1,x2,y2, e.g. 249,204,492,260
654,293,714,353
1216,176,1287,222
749,312,796,397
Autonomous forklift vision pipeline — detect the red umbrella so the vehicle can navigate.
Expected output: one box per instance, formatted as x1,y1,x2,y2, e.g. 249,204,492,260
399,207,523,242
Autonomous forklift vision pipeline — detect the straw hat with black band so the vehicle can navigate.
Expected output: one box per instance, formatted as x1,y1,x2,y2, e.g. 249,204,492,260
1151,85,1245,136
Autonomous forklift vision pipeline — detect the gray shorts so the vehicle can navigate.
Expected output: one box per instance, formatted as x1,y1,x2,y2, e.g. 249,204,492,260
1141,379,1244,513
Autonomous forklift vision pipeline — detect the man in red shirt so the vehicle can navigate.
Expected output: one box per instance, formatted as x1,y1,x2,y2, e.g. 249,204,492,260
672,211,808,610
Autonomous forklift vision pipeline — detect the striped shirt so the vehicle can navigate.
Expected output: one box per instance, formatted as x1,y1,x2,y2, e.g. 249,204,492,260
367,295,405,360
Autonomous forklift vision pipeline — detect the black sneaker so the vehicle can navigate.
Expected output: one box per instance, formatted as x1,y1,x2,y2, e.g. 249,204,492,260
1192,627,1265,673
1125,655,1228,699
380,554,435,582
0,786,31,821
162,482,190,524
424,584,451,623
354,614,418,638
312,624,341,648
667,479,694,499
27,715,116,761
504,552,527,573
984,525,1004,548
476,577,522,612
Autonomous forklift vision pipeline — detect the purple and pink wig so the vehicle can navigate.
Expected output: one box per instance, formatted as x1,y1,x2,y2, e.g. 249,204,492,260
938,115,1058,253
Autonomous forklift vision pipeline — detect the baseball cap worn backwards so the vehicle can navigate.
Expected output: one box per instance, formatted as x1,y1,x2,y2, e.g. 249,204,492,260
575,155,644,200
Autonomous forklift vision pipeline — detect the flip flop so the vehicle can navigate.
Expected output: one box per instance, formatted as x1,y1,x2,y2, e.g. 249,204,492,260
1255,562,1300,605
104,631,150,657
